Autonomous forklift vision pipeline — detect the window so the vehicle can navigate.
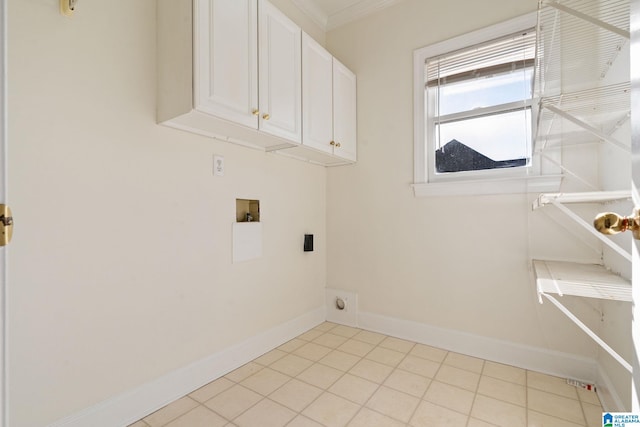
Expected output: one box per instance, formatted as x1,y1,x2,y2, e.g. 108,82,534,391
427,30,535,174
413,13,562,196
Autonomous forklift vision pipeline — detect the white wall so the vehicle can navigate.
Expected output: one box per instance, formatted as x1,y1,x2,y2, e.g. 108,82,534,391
325,0,608,383
8,1,326,426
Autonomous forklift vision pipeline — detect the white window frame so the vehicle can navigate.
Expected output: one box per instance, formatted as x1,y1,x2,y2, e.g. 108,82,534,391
412,12,562,197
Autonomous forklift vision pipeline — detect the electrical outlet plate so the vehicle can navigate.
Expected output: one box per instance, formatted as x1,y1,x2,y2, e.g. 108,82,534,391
566,378,597,392
213,155,224,176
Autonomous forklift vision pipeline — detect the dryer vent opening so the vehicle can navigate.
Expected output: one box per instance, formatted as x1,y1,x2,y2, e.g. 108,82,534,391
326,289,358,327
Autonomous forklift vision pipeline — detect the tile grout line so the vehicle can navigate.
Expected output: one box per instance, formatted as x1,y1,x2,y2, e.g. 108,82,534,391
406,344,447,426
464,356,485,427
394,340,424,426
577,388,591,427
525,368,529,427
299,330,416,425
332,330,400,425
280,322,344,426
357,338,418,425
294,330,356,425
151,396,200,427
280,322,364,426
320,325,394,425
217,376,265,425
217,331,324,427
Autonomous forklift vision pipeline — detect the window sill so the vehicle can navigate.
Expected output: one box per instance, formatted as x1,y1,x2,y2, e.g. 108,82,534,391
412,174,563,197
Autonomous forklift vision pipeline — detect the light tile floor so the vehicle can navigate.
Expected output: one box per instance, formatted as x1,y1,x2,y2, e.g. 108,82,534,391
129,322,604,427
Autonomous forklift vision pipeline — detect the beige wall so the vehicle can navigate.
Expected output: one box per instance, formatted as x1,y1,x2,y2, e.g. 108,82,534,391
8,1,326,425
324,0,608,376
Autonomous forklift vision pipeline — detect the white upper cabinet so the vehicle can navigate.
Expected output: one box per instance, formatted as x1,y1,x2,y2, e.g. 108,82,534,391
194,0,258,129
157,0,356,163
332,58,357,162
258,0,302,143
302,33,334,154
292,33,357,165
158,0,299,151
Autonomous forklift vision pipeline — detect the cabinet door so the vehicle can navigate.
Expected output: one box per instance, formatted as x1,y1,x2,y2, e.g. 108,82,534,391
194,0,258,129
258,0,302,143
302,33,333,154
333,58,357,161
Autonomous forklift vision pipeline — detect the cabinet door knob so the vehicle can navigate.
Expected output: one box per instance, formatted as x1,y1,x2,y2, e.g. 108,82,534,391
262,113,270,120
335,142,341,148
252,109,260,116
330,141,336,146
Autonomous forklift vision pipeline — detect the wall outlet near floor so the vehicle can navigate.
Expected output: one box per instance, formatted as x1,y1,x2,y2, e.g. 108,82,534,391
567,378,597,392
326,288,358,327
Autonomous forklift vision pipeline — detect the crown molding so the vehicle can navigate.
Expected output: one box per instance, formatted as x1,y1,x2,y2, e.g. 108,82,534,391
293,0,404,31
326,0,404,30
292,0,329,30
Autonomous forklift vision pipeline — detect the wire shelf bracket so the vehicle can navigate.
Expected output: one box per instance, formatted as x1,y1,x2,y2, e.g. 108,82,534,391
533,259,632,372
541,104,630,153
533,191,632,261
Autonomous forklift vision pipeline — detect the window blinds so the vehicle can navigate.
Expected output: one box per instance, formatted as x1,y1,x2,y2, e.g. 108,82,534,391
425,29,536,87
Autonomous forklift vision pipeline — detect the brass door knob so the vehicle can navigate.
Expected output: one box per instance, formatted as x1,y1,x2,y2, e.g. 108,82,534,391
252,109,260,116
335,142,341,148
262,113,270,120
0,204,13,246
594,209,640,239
330,141,336,146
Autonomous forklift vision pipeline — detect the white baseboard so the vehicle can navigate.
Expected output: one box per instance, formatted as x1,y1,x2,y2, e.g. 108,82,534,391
358,311,598,383
48,306,326,427
596,363,627,411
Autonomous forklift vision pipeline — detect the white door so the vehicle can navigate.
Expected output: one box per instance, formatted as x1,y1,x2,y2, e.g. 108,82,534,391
631,0,640,411
258,0,301,143
194,0,258,129
302,33,333,154
333,58,357,162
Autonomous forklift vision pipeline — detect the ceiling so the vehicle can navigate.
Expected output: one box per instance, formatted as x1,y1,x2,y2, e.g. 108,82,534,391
292,0,404,31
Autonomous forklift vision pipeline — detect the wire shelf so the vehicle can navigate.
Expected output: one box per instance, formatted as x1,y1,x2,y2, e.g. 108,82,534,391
533,259,631,301
535,0,629,95
534,0,631,152
534,259,632,372
540,83,630,117
535,82,631,151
